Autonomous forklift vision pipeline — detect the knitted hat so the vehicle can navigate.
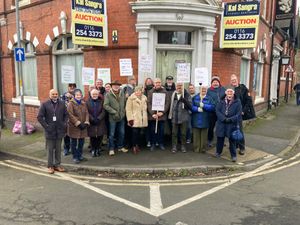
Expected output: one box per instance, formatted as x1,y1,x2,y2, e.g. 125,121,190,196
211,76,220,84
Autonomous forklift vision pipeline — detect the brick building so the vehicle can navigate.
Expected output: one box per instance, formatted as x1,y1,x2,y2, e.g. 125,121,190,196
0,0,297,124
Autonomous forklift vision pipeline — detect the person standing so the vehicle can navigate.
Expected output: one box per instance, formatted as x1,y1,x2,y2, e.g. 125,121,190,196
215,87,242,162
126,86,148,154
206,76,226,147
104,80,128,156
293,81,300,105
186,83,197,143
86,89,106,157
95,78,105,95
191,87,214,153
143,77,154,147
37,89,68,174
168,83,192,153
61,83,77,156
230,74,256,155
67,89,90,164
164,75,176,137
147,78,170,151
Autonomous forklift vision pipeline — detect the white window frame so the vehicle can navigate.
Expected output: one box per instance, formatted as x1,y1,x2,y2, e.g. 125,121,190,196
12,41,40,106
11,0,31,9
52,34,83,93
254,51,265,104
262,0,267,20
240,49,251,88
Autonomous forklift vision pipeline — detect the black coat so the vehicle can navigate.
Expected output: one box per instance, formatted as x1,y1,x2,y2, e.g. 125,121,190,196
37,99,68,139
234,84,256,120
86,97,106,137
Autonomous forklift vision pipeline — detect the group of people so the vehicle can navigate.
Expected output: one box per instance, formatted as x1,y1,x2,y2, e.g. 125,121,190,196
37,74,255,174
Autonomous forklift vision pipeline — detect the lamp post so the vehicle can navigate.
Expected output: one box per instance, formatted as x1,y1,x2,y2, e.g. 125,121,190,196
281,55,291,103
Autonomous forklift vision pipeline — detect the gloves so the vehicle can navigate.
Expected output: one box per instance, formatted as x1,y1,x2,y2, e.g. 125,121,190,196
128,120,134,127
78,123,87,130
199,102,204,108
224,118,232,123
197,107,203,112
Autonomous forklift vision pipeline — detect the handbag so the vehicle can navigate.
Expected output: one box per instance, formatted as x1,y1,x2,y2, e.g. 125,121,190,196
231,122,243,141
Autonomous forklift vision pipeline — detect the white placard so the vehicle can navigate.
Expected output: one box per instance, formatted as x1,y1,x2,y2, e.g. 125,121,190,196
176,63,190,83
45,35,52,46
13,34,17,43
26,32,31,41
119,58,133,76
152,93,166,111
7,41,13,50
53,26,59,37
139,55,152,74
195,67,209,87
61,65,75,84
82,67,95,85
33,36,39,47
97,68,111,85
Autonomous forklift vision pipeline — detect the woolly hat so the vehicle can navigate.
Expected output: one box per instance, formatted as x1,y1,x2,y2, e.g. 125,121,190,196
211,76,220,84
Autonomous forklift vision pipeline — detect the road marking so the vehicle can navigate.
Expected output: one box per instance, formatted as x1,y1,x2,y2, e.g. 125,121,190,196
150,183,163,216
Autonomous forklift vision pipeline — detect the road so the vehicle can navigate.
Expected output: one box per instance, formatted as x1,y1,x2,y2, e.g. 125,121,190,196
0,153,300,225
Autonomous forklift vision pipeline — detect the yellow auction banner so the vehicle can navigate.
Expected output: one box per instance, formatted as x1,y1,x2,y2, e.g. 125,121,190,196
71,0,108,46
221,1,260,49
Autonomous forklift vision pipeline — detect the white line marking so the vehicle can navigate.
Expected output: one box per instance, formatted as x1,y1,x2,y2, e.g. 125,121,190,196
157,158,282,217
56,173,155,217
150,183,163,216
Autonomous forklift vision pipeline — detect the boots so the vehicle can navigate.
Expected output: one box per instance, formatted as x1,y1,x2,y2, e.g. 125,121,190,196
91,149,97,157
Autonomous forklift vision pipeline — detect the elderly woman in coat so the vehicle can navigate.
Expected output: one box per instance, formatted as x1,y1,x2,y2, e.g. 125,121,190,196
215,87,242,162
67,89,90,164
86,89,106,157
125,86,148,154
191,87,214,153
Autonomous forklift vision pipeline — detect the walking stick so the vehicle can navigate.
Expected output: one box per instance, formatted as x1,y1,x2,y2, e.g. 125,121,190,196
155,110,158,134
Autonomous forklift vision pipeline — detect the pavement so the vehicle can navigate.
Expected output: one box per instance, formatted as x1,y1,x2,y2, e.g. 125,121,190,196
0,99,300,175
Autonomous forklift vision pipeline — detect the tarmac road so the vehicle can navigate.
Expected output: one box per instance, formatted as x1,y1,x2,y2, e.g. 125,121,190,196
0,149,300,225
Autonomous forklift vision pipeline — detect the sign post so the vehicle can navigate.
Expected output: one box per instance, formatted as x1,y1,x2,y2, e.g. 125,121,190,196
152,93,166,134
15,0,27,135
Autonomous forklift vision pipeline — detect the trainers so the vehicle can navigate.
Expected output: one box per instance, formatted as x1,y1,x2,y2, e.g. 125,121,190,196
186,139,191,144
159,144,165,151
155,142,159,147
118,147,128,153
48,167,55,174
215,153,221,158
73,159,80,164
231,157,237,162
147,142,151,148
171,145,177,153
54,166,65,172
150,145,155,151
207,141,213,148
79,157,88,161
109,150,115,156
181,145,187,153
63,150,70,156
239,149,245,155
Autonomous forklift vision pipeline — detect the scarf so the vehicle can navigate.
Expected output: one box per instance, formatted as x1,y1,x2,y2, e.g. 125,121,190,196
75,99,81,105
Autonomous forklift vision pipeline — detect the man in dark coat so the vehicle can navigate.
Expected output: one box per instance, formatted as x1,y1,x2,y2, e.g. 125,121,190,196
293,81,300,105
37,89,68,174
230,74,256,155
215,87,242,162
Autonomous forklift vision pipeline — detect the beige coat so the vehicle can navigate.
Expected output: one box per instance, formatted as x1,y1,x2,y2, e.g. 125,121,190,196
67,99,90,139
125,94,148,128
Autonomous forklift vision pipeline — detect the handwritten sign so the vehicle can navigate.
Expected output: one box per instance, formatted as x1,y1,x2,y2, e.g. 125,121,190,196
61,65,75,84
82,67,95,85
119,58,133,76
152,93,166,111
97,68,111,85
195,67,209,87
139,55,152,74
176,63,190,83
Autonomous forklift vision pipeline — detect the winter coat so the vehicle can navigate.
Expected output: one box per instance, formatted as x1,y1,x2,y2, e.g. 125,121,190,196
103,90,126,122
144,85,154,98
67,99,90,139
147,87,171,121
191,94,214,129
125,94,148,128
86,97,106,137
216,96,242,138
37,99,68,139
168,90,192,124
234,84,256,120
206,86,226,111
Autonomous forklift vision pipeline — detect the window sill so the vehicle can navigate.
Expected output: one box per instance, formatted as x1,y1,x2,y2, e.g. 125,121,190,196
11,0,31,9
254,97,265,105
280,77,292,81
12,97,40,106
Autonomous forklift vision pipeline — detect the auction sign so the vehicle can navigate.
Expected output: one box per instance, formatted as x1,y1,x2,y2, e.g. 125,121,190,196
71,0,108,46
221,1,260,48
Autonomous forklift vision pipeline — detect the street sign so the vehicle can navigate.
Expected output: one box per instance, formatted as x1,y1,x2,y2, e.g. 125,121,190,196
14,48,25,62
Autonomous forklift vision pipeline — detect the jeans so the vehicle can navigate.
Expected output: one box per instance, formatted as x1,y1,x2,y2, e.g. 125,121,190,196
216,137,236,158
109,119,125,150
208,112,217,142
297,92,300,105
71,138,85,160
63,135,70,154
150,120,165,146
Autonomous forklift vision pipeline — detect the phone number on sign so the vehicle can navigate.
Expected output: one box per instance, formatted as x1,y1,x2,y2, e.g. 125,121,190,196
75,24,103,38
224,28,255,41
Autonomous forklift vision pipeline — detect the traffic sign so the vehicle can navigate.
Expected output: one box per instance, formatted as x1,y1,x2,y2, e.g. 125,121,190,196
14,48,25,62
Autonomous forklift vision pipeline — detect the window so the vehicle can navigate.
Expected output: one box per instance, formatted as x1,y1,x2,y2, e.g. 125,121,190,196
53,35,83,95
14,42,38,97
11,0,31,8
253,51,265,99
262,0,267,19
240,49,251,87
158,31,191,45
